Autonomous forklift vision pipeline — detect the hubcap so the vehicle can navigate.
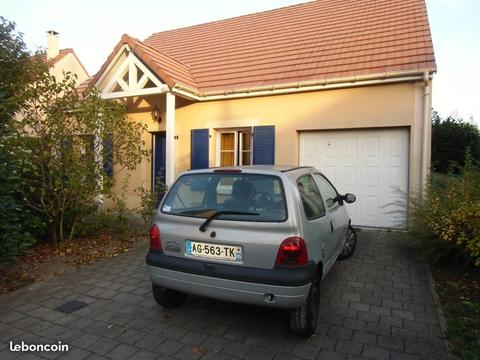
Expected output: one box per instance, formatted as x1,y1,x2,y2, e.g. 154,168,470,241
341,230,355,256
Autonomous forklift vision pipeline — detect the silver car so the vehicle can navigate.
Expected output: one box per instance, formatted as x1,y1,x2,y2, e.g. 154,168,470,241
146,165,357,337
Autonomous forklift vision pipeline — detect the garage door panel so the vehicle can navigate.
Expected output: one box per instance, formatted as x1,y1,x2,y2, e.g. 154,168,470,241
345,137,357,160
325,138,336,159
365,195,380,220
343,166,357,189
299,128,409,228
366,166,380,190
387,166,403,190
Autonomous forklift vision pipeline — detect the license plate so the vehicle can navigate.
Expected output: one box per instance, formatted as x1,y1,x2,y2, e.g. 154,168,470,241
186,240,242,262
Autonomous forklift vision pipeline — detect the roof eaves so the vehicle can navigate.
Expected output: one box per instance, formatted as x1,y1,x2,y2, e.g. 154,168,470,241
126,36,199,91
125,36,177,88
173,68,436,100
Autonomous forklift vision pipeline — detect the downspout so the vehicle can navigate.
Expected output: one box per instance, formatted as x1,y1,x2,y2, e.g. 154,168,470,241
421,71,431,199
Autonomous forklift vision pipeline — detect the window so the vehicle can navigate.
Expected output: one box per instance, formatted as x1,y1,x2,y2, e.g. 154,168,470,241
313,173,338,209
239,131,252,165
297,175,326,220
219,132,235,166
162,173,287,222
217,129,252,166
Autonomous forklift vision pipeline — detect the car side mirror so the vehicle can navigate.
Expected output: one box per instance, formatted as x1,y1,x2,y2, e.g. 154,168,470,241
344,193,356,204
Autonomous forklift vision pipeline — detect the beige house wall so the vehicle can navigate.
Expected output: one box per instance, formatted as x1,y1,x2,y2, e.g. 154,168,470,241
110,81,429,210
50,53,89,85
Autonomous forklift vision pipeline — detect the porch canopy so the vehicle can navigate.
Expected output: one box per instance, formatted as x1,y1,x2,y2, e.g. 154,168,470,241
77,35,199,185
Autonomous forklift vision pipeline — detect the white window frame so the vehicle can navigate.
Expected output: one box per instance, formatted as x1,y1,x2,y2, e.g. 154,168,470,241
238,131,253,166
215,129,253,166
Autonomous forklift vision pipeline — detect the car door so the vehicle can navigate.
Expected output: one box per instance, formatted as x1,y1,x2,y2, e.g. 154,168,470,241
312,173,349,257
296,175,332,268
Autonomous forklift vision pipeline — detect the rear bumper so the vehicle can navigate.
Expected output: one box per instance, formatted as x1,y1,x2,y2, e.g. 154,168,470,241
146,251,315,308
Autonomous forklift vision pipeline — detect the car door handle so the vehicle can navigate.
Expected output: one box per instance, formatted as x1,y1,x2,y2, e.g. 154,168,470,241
330,220,334,233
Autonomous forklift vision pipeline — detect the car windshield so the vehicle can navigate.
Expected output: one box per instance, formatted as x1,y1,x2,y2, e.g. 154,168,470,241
161,173,287,222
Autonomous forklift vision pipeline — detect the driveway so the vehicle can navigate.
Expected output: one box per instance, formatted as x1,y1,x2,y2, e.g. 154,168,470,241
0,231,449,360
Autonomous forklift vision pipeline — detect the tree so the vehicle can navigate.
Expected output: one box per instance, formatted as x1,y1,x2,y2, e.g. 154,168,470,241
0,17,46,126
13,70,148,242
0,17,47,266
431,111,480,173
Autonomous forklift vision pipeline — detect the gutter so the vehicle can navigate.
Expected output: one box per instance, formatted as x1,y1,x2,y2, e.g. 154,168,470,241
421,71,432,198
172,70,435,101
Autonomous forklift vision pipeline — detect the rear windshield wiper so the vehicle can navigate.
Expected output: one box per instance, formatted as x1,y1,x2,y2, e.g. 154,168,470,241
199,210,259,232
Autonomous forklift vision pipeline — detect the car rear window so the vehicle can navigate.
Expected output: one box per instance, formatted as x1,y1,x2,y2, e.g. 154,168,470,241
161,173,287,222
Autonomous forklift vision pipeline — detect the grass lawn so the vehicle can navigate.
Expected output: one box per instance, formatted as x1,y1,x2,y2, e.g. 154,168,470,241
432,266,480,360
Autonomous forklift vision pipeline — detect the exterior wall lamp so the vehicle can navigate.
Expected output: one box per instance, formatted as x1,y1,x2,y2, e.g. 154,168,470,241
151,105,161,123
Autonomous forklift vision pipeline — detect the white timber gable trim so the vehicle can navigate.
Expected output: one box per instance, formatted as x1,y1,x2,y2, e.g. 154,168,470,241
97,46,169,100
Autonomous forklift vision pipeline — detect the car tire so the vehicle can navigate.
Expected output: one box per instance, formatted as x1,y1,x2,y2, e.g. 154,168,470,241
289,275,320,338
338,226,357,260
152,283,187,309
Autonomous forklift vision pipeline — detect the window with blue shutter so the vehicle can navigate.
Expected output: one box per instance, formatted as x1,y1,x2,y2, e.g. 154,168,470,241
103,137,113,178
191,129,209,169
253,126,275,165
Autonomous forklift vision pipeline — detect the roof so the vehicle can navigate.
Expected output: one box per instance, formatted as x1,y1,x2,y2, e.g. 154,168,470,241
76,76,95,98
88,0,435,96
86,34,196,92
42,48,89,77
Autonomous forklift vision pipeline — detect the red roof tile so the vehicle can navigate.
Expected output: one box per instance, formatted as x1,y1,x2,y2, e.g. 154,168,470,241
89,0,435,96
144,0,435,92
84,34,196,95
41,48,89,77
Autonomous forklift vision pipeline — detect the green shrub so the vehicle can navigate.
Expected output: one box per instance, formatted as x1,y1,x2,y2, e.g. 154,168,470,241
136,176,167,227
0,17,47,266
410,154,480,267
432,111,480,173
76,210,128,238
0,131,46,267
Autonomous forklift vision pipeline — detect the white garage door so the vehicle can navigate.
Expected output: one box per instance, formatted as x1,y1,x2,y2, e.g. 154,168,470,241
299,128,409,228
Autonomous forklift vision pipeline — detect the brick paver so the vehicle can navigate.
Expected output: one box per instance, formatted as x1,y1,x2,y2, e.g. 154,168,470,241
0,231,449,359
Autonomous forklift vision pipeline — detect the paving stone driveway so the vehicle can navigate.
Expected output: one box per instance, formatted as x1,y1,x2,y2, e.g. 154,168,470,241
0,231,449,360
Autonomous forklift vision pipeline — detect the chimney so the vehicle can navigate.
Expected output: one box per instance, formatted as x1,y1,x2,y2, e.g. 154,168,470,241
46,30,60,59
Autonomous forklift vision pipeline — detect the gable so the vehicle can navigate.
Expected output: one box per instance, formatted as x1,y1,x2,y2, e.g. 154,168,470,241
96,45,169,100
52,52,90,84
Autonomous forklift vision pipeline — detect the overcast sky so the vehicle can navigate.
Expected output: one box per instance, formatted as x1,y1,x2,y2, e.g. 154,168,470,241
2,0,479,124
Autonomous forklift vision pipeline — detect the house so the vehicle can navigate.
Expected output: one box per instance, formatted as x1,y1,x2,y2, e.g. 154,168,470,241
79,0,436,228
44,30,89,84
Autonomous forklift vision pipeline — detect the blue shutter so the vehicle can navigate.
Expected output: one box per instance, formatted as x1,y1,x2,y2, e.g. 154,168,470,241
103,137,113,177
253,126,275,165
191,129,209,169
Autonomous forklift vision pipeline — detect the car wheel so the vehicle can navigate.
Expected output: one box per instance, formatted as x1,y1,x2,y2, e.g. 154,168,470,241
152,283,187,309
289,276,320,338
338,226,357,260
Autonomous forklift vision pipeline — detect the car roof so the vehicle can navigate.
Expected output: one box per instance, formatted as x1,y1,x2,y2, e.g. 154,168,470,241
185,165,315,175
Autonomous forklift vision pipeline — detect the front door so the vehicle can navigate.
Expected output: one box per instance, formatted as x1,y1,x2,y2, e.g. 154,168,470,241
152,132,166,189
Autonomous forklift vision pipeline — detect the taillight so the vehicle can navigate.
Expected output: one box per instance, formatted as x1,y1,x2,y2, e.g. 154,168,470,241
149,224,162,251
275,237,308,266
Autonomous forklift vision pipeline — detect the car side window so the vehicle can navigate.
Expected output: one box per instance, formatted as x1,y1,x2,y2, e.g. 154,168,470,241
297,175,326,220
313,173,338,209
